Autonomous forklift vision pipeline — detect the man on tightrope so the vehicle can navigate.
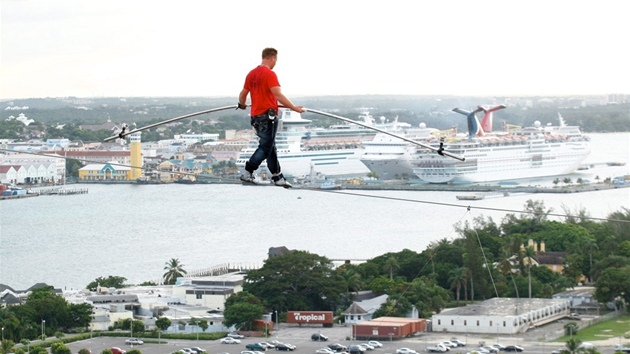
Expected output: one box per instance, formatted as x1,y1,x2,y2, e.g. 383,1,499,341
237,47,304,187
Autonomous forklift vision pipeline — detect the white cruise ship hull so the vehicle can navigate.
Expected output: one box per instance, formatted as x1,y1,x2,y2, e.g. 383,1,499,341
412,140,591,184
237,148,370,178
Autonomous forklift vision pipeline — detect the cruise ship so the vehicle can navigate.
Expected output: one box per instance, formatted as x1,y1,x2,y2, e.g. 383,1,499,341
359,123,439,179
411,106,591,184
236,109,407,178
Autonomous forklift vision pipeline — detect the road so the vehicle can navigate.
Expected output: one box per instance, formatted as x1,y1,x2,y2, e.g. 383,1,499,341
65,325,625,354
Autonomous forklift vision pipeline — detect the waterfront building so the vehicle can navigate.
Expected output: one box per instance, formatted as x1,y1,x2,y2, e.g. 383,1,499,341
78,162,132,181
129,132,143,180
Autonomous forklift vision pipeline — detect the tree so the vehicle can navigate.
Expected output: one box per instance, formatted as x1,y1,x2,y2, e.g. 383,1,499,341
78,349,92,354
86,276,128,290
594,266,630,311
100,350,113,354
562,337,582,354
155,317,171,332
1,339,15,354
127,350,142,354
244,251,345,311
383,256,400,280
223,292,264,331
163,258,187,285
67,303,93,329
523,246,536,298
447,267,466,306
50,341,71,354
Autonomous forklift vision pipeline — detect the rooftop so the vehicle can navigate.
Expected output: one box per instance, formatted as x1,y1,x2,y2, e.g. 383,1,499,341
437,297,568,317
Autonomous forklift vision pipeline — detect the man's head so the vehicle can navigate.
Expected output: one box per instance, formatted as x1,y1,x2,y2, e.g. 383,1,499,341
261,47,278,69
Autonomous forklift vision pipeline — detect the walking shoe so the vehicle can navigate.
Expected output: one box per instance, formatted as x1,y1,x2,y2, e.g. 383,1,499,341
240,171,258,184
273,176,292,188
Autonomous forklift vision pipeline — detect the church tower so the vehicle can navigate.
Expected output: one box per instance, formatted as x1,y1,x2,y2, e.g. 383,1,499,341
129,132,143,180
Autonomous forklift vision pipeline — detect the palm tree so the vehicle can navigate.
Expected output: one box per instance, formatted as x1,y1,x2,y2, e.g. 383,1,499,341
562,337,582,354
163,258,187,285
341,266,363,296
523,246,537,298
383,256,400,280
448,267,466,306
497,249,519,298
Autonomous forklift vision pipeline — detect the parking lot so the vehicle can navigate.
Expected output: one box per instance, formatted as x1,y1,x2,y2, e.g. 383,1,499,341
64,324,622,354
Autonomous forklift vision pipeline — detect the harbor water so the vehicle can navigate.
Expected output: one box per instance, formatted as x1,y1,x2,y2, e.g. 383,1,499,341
0,133,628,290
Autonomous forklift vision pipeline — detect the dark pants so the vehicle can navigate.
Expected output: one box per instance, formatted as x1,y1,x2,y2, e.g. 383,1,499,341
245,114,281,175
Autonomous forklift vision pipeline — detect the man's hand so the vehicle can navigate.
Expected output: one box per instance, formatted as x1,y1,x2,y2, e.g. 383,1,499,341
237,102,247,110
292,105,305,113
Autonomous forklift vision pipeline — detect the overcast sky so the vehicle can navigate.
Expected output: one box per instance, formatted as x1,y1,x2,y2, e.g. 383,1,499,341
1,0,628,100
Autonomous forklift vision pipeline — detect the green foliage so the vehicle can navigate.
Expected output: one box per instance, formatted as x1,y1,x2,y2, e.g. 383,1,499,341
163,258,187,285
1,339,15,354
594,266,630,310
223,292,265,330
127,350,143,354
78,349,92,354
50,341,72,354
245,251,345,311
101,350,114,354
86,275,128,290
155,317,171,331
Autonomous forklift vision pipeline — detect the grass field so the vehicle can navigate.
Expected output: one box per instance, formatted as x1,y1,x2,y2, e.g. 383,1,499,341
557,315,630,342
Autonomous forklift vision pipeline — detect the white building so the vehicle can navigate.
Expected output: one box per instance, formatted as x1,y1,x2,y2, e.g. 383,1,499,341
431,297,570,334
172,272,245,311
175,133,219,143
342,294,389,324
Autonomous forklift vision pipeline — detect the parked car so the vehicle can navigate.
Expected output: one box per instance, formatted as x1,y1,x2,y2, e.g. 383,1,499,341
125,338,144,345
222,337,242,344
262,342,276,349
481,346,500,353
328,344,348,352
229,332,246,339
396,348,418,354
276,343,296,351
440,342,458,349
111,348,127,354
426,345,448,353
317,348,336,354
450,340,466,347
360,344,375,351
349,345,367,354
190,348,207,353
491,344,505,351
180,349,196,354
368,341,383,348
614,345,630,353
503,346,524,352
578,343,595,350
246,343,268,351
312,333,329,341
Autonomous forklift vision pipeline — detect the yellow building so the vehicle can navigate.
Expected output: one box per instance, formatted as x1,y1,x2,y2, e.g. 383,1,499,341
129,132,143,180
78,162,132,181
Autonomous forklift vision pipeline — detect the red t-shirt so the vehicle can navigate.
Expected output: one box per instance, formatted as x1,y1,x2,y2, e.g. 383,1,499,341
244,65,280,116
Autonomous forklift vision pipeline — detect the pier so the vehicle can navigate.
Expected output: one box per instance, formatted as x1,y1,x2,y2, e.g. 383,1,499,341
37,188,89,196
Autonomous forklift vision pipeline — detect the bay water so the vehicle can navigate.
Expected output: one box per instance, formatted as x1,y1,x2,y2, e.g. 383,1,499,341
1,133,628,291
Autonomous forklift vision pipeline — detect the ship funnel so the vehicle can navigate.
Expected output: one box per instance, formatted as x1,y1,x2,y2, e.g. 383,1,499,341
452,107,483,139
477,104,506,133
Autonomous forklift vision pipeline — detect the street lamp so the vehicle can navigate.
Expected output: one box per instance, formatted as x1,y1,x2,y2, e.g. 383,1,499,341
2,326,4,340
274,310,278,335
41,319,45,341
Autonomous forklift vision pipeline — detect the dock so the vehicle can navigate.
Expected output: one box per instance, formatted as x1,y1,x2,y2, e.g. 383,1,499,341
37,188,89,196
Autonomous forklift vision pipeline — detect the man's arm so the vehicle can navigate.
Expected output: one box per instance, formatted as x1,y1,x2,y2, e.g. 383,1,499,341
238,88,249,107
270,86,304,113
